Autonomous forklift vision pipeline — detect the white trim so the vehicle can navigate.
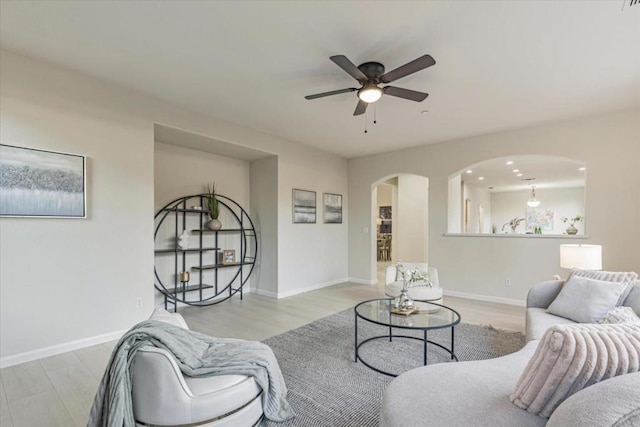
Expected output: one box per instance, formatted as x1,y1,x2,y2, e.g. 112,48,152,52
348,277,378,285
0,329,127,368
444,289,526,307
253,288,278,298
264,278,350,299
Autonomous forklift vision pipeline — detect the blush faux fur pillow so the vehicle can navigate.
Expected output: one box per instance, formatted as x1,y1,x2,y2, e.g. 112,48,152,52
510,323,640,418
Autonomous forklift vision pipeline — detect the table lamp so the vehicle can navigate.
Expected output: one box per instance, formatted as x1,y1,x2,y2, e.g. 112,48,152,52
560,244,602,270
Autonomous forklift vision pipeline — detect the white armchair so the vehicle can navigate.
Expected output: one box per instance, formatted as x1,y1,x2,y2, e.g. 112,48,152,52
131,309,264,427
385,263,444,305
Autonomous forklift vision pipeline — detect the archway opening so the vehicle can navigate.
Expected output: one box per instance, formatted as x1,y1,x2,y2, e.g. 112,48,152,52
371,174,429,283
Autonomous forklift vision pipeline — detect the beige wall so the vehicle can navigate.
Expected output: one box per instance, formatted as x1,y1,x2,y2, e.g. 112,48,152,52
0,50,348,364
349,109,640,305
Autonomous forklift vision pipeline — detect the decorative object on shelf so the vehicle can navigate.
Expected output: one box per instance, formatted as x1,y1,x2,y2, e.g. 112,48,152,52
222,249,236,265
179,271,190,283
292,188,316,223
502,217,525,233
177,230,190,249
323,193,343,224
204,182,222,230
561,215,584,235
0,144,87,218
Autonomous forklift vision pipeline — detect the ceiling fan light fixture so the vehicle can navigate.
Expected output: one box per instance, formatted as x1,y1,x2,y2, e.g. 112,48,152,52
358,84,383,103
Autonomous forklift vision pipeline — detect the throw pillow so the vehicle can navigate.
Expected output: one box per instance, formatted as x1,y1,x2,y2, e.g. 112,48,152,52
599,306,640,324
510,323,640,418
547,276,632,323
567,269,638,284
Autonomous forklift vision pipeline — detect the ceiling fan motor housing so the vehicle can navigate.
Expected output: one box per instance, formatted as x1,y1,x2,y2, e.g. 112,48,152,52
357,62,385,81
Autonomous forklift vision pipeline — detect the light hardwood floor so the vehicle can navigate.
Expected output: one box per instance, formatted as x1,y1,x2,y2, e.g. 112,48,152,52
0,264,525,427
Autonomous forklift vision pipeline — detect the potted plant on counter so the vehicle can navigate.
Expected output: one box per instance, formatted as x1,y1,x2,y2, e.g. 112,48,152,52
204,182,222,230
561,215,583,235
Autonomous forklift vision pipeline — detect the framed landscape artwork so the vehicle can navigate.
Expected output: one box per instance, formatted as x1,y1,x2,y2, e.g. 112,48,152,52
292,188,316,223
323,193,342,224
0,144,87,218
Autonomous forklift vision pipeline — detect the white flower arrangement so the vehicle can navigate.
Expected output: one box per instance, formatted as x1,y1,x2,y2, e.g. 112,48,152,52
396,260,432,288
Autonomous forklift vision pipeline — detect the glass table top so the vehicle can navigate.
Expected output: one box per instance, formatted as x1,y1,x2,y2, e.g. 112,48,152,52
355,298,460,329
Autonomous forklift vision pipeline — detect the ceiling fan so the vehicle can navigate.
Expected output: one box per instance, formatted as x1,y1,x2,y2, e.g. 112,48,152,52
305,54,436,116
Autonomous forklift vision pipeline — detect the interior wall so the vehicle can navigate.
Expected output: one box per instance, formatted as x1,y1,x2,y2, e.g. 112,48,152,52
0,49,348,364
250,156,279,296
0,53,154,363
397,175,429,262
491,187,584,235
348,108,640,304
462,182,491,233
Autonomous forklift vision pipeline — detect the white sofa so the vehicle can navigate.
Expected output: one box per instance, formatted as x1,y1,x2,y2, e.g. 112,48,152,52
379,279,640,426
131,309,264,427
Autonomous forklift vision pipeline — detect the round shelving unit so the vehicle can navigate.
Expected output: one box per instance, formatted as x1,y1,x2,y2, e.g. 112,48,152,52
154,193,257,311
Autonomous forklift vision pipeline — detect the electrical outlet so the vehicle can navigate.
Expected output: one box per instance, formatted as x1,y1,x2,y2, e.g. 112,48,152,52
136,297,143,308
505,278,511,286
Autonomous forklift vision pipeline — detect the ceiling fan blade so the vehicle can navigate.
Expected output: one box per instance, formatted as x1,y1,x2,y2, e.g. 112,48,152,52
383,86,429,102
353,99,368,116
380,55,436,83
305,88,357,100
330,55,368,82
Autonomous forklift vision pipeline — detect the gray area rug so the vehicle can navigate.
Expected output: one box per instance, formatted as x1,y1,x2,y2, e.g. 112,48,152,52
261,307,525,427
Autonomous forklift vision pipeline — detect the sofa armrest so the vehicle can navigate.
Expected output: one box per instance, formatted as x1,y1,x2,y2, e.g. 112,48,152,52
526,280,564,308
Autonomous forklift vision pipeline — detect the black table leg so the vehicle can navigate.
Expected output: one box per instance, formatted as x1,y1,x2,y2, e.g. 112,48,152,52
354,311,358,362
451,326,455,360
424,329,428,365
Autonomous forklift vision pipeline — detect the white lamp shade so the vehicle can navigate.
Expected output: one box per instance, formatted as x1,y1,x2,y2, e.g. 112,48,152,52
560,244,602,270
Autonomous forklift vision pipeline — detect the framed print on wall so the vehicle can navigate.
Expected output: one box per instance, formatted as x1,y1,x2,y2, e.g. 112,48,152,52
0,144,87,218
323,193,342,224
292,188,316,223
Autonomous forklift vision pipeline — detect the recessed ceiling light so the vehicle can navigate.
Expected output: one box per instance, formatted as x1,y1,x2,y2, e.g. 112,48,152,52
513,169,520,173
479,177,484,180
506,161,513,165
466,170,473,174
579,167,586,171
517,173,523,177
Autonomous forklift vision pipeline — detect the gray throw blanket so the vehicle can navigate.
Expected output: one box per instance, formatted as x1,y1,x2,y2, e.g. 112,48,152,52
87,320,295,427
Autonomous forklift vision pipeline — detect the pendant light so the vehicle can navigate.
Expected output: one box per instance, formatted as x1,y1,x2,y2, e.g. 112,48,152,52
527,186,540,208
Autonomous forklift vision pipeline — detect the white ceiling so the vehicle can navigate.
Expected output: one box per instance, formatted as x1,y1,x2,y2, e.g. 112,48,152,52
1,1,639,159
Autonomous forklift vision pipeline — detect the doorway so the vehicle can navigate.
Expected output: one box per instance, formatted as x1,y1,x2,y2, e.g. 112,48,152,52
372,174,429,282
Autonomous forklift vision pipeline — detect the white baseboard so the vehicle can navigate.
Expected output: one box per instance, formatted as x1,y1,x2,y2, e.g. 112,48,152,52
253,288,278,298
0,329,127,369
444,289,526,307
348,277,378,285
255,277,350,299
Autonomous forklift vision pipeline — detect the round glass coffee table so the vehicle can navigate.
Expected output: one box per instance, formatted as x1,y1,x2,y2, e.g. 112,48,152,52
354,298,461,376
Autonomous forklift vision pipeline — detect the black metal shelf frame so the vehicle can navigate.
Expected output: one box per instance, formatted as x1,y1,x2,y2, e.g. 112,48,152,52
153,194,258,312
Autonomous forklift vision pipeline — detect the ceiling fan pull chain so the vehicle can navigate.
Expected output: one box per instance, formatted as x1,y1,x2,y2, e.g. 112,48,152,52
374,104,377,124
364,110,368,134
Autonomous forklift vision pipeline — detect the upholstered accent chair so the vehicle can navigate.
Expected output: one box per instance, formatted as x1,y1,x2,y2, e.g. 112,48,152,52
385,262,444,306
131,310,264,427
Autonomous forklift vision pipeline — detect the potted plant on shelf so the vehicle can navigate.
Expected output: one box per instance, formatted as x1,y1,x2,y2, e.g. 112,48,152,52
561,215,583,235
502,217,525,234
204,182,222,230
